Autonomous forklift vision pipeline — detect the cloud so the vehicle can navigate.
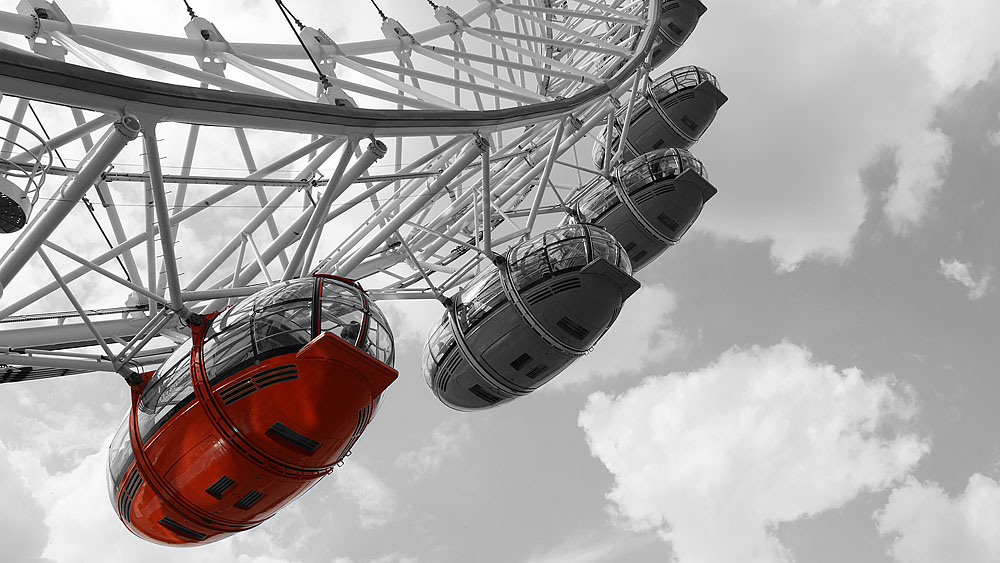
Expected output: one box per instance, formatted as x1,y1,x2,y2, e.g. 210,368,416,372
522,532,658,563
331,462,401,529
884,128,952,234
578,342,929,563
939,258,993,300
673,0,1000,270
0,438,50,563
876,474,1000,563
552,284,683,389
378,298,446,353
394,419,470,481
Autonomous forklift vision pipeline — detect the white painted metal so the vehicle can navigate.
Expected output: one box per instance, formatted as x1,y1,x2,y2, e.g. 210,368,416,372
0,0,664,374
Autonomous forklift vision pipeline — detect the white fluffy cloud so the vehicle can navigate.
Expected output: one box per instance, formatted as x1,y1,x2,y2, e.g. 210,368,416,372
939,258,993,300
675,0,1000,270
578,342,928,563
876,474,1000,563
0,438,49,563
553,284,683,389
331,462,402,529
394,419,470,481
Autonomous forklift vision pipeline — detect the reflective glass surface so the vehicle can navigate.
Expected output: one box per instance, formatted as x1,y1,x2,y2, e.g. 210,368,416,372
423,313,457,385
106,413,132,502
507,224,631,291
456,267,508,332
650,65,719,99
576,177,621,222
617,148,706,195
137,339,194,443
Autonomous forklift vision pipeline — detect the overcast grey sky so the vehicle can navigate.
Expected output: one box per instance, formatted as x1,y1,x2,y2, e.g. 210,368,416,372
1,0,999,562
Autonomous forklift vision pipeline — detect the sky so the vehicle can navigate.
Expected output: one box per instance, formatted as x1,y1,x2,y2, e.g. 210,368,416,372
1,0,1000,562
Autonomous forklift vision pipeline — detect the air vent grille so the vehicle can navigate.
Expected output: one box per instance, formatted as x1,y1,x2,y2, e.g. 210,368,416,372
159,516,207,540
525,365,548,379
255,365,298,389
510,353,532,371
469,384,501,405
657,213,680,231
437,351,463,391
205,476,235,499
235,490,264,510
633,186,657,206
556,317,590,341
266,421,321,455
218,364,298,405
551,277,581,295
661,91,695,110
118,470,142,522
353,404,372,436
665,2,680,10
218,377,255,405
525,286,553,306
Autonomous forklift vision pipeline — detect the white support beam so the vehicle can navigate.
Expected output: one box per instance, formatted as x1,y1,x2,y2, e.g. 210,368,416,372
0,116,141,303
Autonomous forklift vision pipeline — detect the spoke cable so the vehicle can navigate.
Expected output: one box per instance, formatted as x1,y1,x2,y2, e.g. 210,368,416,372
26,102,132,283
273,0,332,90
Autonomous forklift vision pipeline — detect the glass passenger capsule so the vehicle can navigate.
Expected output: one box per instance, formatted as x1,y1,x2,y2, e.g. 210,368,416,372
107,275,396,545
423,224,640,411
647,0,708,70
593,66,727,168
575,148,716,271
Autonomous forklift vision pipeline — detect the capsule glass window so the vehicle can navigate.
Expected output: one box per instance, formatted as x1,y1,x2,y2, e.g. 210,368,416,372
136,339,194,442
202,316,254,383
459,268,507,331
423,314,456,385
319,281,365,344
577,178,620,221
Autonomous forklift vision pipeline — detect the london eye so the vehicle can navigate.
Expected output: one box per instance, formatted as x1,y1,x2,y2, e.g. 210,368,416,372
0,0,723,545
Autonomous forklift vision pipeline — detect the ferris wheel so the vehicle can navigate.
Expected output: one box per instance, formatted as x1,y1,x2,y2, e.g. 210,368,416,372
0,0,724,546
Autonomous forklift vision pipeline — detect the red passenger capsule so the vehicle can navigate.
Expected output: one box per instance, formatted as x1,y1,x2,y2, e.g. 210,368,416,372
106,275,396,545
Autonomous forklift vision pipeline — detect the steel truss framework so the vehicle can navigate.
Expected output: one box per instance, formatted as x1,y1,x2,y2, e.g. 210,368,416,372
0,0,662,380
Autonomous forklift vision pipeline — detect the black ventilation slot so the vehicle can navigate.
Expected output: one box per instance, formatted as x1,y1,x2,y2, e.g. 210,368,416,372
353,404,372,436
667,21,684,35
266,421,321,455
652,139,666,149
551,277,582,295
525,286,554,306
469,384,501,405
633,186,657,206
525,365,548,379
510,353,533,370
437,352,463,391
633,249,649,263
657,213,680,231
118,470,142,522
624,241,637,252
219,378,256,405
205,476,235,499
254,364,298,389
339,434,361,461
661,91,695,109
557,317,590,341
159,516,207,541
235,490,264,510
654,184,677,196
665,2,680,10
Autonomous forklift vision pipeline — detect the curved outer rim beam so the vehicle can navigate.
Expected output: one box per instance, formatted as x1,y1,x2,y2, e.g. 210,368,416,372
0,2,658,136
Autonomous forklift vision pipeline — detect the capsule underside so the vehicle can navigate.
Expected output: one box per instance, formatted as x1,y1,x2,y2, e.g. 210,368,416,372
593,67,726,169
425,225,639,411
108,276,397,545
